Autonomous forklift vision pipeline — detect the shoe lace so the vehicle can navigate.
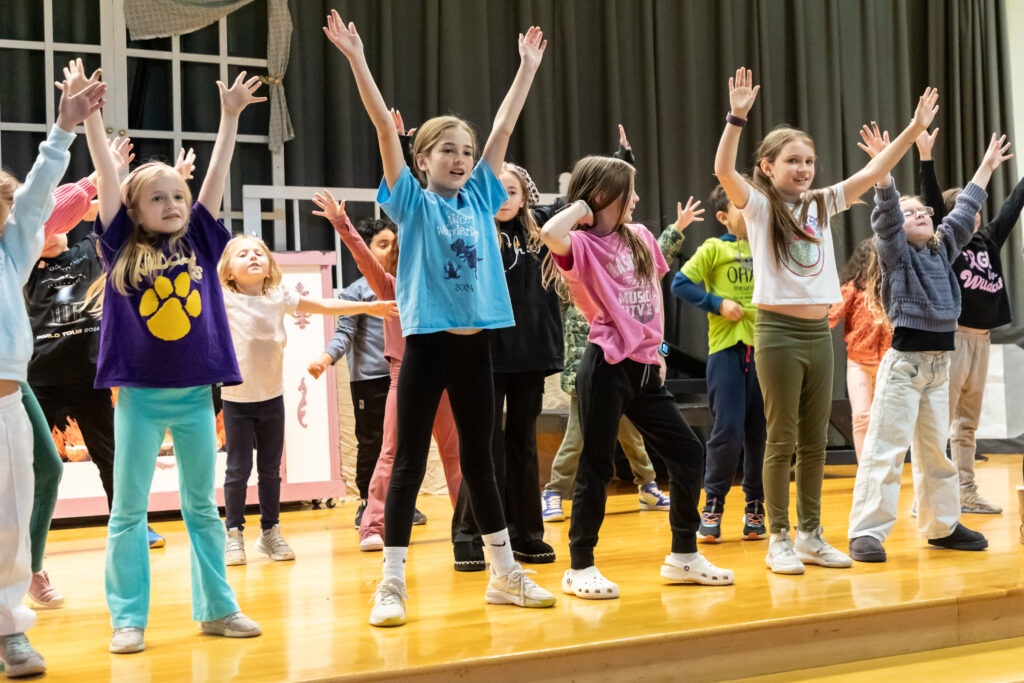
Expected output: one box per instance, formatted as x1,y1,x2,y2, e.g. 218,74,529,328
371,582,407,607
266,533,291,552
701,510,722,525
505,567,540,593
745,513,764,526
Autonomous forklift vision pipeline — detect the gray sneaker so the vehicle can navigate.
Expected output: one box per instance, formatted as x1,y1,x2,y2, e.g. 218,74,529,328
961,489,1002,514
226,528,246,566
108,627,145,654
1,633,46,675
201,611,262,638
255,524,295,561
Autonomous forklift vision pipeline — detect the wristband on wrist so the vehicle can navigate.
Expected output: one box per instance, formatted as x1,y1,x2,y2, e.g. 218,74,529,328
726,113,746,128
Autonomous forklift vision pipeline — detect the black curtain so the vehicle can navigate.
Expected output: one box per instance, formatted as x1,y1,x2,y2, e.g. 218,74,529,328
283,0,1018,377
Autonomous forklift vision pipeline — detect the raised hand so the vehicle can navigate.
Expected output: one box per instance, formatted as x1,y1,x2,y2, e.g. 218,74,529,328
618,124,631,151
518,26,547,72
110,137,135,175
368,300,400,320
912,87,939,130
673,196,705,232
56,58,101,97
981,133,1013,172
323,9,364,60
719,299,744,321
217,71,266,117
915,127,939,161
175,147,196,180
55,79,106,132
728,67,760,118
312,190,347,224
390,109,416,137
857,122,890,159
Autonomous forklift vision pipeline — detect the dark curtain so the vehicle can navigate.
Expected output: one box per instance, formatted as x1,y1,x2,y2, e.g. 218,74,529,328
283,0,1018,390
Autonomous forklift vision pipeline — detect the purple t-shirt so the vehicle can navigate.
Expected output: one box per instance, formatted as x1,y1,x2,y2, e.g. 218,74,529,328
93,202,241,388
551,224,669,365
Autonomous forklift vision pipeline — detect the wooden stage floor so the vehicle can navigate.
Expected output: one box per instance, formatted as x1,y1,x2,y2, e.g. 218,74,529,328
27,455,1024,682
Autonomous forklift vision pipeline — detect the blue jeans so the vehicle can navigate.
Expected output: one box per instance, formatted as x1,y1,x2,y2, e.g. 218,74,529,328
105,386,238,628
222,396,285,531
703,342,766,504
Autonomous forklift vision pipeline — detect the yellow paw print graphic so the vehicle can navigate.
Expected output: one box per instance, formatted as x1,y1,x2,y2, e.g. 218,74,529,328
138,273,202,341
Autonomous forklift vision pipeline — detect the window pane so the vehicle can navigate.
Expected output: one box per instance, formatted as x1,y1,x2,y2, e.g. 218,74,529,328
0,50,46,124
230,142,272,234
180,139,214,207
228,65,269,137
0,132,45,178
53,0,101,45
126,28,171,52
127,58,173,131
181,23,220,56
227,1,266,59
0,4,43,41
181,63,220,134
129,138,175,168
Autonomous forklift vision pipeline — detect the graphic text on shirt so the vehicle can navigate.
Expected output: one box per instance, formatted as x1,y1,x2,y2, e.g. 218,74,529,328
603,250,658,324
959,247,1004,293
783,214,824,277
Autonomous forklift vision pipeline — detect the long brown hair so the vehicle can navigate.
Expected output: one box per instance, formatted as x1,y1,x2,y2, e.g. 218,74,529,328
499,164,558,290
411,115,478,187
752,126,837,268
840,237,888,326
566,156,654,285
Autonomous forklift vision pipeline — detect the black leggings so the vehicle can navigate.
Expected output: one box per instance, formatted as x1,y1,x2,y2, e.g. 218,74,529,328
384,331,505,547
570,343,704,568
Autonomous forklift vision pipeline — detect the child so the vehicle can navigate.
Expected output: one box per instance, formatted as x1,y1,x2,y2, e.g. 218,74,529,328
828,237,892,460
541,129,674,523
846,132,1011,562
324,11,555,626
915,128,1024,514
77,58,265,653
218,234,396,565
542,155,734,599
311,199,462,556
671,183,766,543
0,67,104,678
714,67,940,574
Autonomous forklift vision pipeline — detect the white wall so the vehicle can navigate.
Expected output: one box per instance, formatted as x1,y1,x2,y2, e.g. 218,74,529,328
1007,1,1024,178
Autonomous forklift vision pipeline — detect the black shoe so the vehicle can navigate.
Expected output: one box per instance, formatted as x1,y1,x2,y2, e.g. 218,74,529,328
849,536,887,562
353,499,367,529
742,500,767,540
697,497,723,543
512,538,556,564
928,524,988,551
412,508,428,526
453,541,485,572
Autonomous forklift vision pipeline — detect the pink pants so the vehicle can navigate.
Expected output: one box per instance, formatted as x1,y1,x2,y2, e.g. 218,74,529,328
847,359,879,461
359,359,462,541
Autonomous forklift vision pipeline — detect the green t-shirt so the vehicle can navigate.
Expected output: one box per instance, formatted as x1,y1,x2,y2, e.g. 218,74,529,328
680,235,756,354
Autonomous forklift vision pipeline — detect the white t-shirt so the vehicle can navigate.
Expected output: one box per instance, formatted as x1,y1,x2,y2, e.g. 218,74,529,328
741,181,847,305
220,287,300,403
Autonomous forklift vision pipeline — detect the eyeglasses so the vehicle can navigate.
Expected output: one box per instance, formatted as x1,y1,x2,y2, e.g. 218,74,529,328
901,207,934,218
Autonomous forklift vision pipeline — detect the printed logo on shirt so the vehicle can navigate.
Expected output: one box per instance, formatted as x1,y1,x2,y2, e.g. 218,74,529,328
138,272,202,341
436,210,482,288
783,215,824,277
501,231,542,273
959,247,1003,294
602,250,659,324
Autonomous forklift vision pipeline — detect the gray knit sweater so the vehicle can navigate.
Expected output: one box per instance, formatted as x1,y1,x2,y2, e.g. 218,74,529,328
872,181,987,333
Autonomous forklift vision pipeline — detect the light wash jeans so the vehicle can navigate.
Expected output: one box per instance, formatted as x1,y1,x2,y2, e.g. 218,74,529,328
848,349,960,542
0,389,35,636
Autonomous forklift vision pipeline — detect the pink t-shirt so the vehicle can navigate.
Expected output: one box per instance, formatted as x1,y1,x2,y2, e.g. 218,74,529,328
551,224,669,365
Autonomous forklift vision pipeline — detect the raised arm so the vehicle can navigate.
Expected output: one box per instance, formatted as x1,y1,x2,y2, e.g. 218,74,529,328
714,67,760,209
324,10,404,189
987,174,1024,248
914,128,947,221
311,190,393,299
842,88,939,201
196,72,265,215
541,200,592,257
480,26,547,174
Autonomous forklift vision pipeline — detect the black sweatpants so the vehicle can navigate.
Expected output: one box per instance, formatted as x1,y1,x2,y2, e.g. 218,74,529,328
350,375,389,500
569,343,704,569
451,370,546,545
384,331,506,547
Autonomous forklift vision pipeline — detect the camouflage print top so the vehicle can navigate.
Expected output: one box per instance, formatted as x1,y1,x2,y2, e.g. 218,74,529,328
559,225,685,395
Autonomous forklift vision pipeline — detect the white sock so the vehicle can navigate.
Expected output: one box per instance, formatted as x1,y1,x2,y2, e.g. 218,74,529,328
670,551,699,564
382,546,407,583
481,529,516,576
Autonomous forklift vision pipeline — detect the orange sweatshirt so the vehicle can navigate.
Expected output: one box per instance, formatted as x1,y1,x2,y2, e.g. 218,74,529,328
828,282,892,366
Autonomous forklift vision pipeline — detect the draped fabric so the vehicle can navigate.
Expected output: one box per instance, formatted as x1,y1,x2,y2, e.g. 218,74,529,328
265,0,295,152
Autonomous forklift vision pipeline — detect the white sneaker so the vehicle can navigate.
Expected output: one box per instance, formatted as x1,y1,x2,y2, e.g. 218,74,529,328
201,611,262,637
109,627,145,654
255,524,295,561
359,534,384,552
486,563,556,608
1,633,47,675
766,530,805,575
961,488,1003,514
226,528,246,566
561,565,619,599
661,554,735,585
370,577,407,627
794,527,852,568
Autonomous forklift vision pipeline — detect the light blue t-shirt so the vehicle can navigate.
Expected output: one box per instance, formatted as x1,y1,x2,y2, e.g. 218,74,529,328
377,163,514,335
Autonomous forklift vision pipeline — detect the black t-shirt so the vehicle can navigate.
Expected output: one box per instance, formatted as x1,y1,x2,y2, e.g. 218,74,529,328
891,326,955,352
26,234,103,386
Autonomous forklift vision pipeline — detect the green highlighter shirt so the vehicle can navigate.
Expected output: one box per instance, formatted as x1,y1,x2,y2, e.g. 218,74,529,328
677,234,756,354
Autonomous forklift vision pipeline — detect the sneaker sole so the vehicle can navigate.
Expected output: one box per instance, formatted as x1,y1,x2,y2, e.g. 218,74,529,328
3,660,47,676
660,564,735,586
26,594,65,610
927,539,989,551
200,625,262,638
560,584,619,600
850,551,887,563
742,531,768,540
255,542,295,562
513,550,556,564
109,641,145,655
696,531,721,544
148,540,165,549
765,559,805,575
961,507,1002,515
369,615,406,627
453,560,486,572
639,502,670,511
225,555,247,566
542,513,565,522
359,541,384,552
485,589,556,608
793,551,852,568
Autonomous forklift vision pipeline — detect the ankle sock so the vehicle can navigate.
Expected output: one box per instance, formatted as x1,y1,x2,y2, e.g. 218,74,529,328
382,546,408,583
481,529,516,576
670,551,699,564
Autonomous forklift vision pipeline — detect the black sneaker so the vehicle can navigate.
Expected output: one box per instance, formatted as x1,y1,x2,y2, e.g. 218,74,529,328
928,523,988,551
512,538,556,564
849,535,887,562
742,500,767,540
412,508,428,526
453,541,485,572
697,497,723,543
353,499,367,529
